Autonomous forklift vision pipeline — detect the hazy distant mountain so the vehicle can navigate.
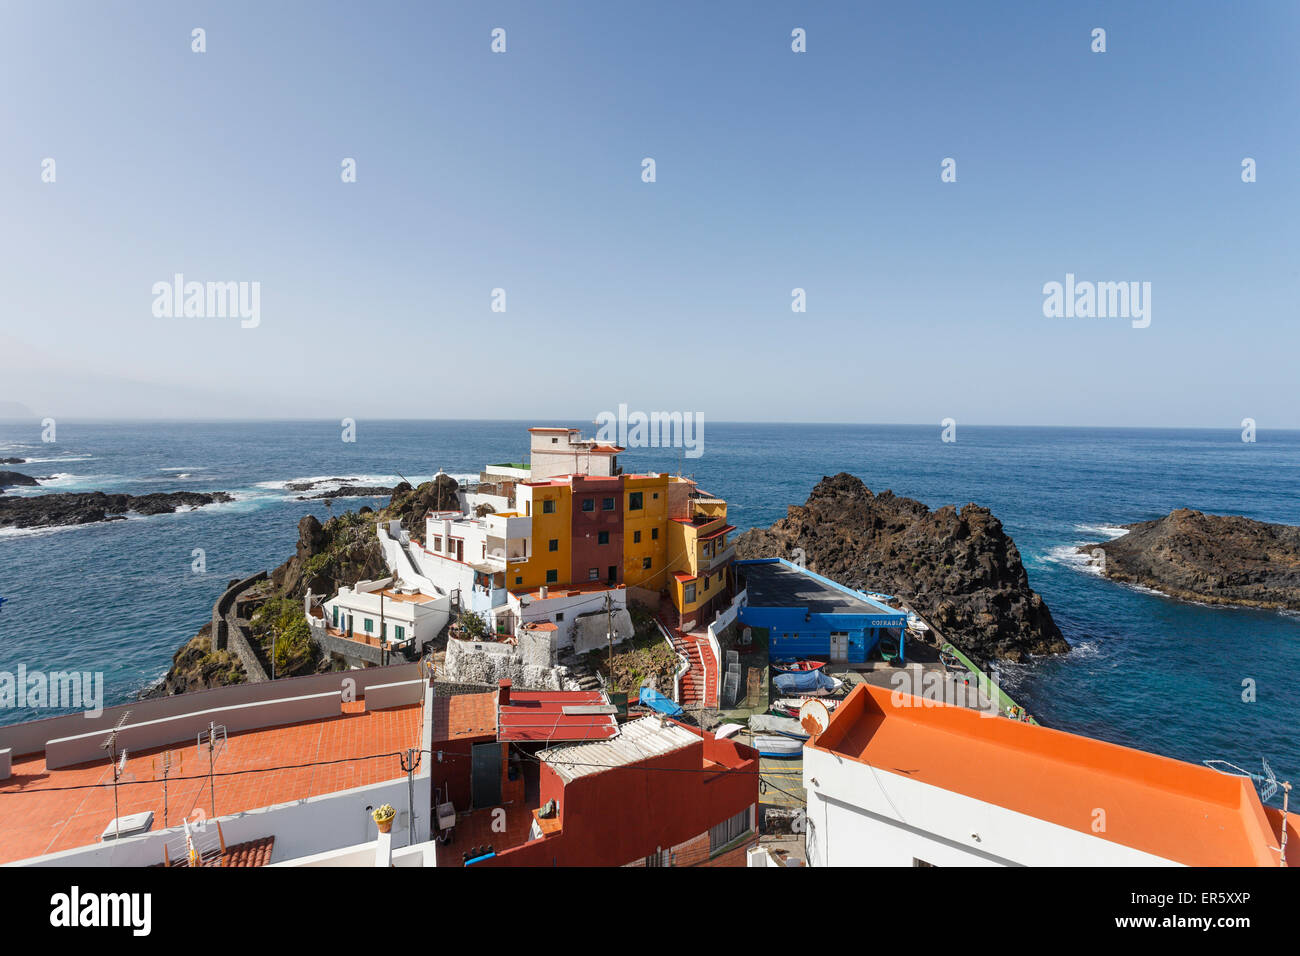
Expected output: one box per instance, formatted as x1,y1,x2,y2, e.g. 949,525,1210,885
0,401,37,422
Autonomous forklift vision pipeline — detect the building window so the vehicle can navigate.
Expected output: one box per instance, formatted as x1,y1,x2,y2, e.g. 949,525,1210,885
546,569,558,584
643,557,652,570
549,538,559,552
551,437,558,443
555,612,564,622
651,528,659,540
633,530,641,543
598,531,609,545
684,583,696,603
331,605,338,627
433,536,442,551
515,576,522,586
394,625,405,641
588,568,599,581
602,497,615,511
709,807,752,854
628,491,644,511
364,618,374,633
581,498,594,512
703,574,710,590
542,498,555,514
653,492,659,499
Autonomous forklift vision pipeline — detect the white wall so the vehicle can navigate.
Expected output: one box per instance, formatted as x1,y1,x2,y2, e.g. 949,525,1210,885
802,745,1180,867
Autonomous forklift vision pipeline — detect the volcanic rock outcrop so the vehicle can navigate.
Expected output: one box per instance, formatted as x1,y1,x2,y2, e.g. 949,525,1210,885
1079,508,1300,611
0,490,233,529
734,473,1068,664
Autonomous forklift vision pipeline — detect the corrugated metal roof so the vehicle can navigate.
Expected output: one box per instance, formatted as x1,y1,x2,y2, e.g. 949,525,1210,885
538,717,699,783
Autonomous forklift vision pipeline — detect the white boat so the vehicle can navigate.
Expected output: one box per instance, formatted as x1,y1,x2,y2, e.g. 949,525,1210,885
754,734,804,757
713,723,745,740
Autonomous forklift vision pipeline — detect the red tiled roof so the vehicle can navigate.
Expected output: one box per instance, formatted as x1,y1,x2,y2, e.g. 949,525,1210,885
222,835,276,867
0,704,422,865
432,692,498,740
497,691,618,743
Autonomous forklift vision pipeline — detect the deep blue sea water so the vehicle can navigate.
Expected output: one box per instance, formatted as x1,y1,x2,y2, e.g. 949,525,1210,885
1,421,1297,799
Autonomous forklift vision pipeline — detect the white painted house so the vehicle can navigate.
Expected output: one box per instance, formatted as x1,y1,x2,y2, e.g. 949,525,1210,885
802,682,1288,867
320,577,448,653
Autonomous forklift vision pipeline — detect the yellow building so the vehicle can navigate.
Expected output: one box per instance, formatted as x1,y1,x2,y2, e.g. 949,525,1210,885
665,491,736,630
513,479,573,591
621,474,670,591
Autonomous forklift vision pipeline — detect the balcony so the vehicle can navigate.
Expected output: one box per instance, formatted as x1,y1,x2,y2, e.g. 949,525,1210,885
699,543,736,573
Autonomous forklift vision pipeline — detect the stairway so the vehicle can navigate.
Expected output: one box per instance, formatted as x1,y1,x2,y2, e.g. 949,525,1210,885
660,616,718,710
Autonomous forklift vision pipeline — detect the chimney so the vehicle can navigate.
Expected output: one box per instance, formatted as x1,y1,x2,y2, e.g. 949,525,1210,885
498,679,512,707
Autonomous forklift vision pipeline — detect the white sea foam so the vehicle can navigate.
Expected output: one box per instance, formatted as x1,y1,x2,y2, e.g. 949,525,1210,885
1073,523,1130,540
253,472,453,499
14,454,94,465
1042,544,1107,576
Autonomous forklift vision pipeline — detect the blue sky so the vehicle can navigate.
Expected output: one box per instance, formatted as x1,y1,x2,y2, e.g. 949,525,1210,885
1,1,1297,426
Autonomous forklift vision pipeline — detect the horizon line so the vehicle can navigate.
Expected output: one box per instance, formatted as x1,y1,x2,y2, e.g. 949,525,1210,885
0,416,1294,432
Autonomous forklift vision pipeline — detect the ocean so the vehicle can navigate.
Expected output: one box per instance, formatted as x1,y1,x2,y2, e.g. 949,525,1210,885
1,420,1297,798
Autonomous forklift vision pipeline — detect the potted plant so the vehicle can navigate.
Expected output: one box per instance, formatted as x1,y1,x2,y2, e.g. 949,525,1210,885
372,804,396,833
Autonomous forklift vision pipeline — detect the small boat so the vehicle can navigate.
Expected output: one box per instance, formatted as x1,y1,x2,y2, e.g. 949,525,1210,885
774,669,843,697
770,697,839,718
753,733,804,758
713,723,745,740
771,658,826,674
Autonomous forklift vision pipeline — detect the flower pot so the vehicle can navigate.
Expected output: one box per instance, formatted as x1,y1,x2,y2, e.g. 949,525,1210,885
376,818,393,834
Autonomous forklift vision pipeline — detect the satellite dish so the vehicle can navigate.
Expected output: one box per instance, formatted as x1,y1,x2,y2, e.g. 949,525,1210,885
798,698,830,737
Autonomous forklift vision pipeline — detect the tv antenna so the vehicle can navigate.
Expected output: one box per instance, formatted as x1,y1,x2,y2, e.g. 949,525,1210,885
101,710,133,840
151,750,183,828
1205,757,1291,866
197,722,228,820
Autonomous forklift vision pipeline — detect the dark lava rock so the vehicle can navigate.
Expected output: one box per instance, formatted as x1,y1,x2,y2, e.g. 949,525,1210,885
1079,508,1300,611
0,471,39,488
0,457,26,465
297,485,395,500
734,473,1068,665
0,490,233,529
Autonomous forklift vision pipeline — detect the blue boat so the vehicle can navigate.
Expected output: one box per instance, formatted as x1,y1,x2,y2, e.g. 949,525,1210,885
638,686,684,717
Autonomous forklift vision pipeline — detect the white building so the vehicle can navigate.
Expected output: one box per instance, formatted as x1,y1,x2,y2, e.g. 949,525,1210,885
802,682,1290,867
318,577,448,653
527,426,622,481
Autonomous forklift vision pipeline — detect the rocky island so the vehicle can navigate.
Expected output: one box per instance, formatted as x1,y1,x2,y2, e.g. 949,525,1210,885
0,488,235,529
1079,508,1300,611
735,473,1068,664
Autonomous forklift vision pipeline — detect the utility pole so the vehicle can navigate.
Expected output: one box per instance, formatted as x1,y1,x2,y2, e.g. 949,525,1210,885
401,748,421,846
605,591,615,679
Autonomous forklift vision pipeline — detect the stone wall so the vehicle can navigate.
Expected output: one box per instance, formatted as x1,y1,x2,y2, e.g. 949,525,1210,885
442,637,568,690
212,572,271,682
313,627,385,667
